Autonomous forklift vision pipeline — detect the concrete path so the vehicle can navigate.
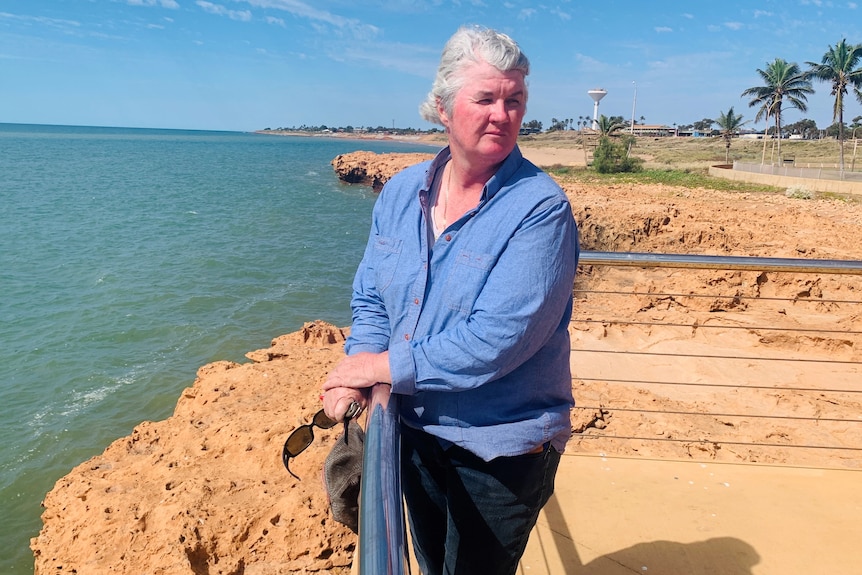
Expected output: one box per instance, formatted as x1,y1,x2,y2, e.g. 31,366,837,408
519,454,861,574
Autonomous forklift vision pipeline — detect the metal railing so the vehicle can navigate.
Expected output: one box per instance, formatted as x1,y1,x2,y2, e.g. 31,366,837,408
358,383,407,574
734,160,862,181
572,251,862,467
355,250,862,572
580,251,862,274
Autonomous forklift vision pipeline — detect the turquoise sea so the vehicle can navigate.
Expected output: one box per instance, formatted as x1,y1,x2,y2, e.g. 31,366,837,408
0,124,438,573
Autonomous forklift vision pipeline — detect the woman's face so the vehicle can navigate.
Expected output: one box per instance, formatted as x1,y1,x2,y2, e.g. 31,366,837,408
438,59,527,170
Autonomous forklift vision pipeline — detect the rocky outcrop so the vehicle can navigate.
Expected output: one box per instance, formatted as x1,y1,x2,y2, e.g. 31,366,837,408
331,151,435,192
31,321,355,575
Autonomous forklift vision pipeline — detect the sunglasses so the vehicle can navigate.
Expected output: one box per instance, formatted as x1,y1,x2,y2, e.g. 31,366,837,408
282,408,338,480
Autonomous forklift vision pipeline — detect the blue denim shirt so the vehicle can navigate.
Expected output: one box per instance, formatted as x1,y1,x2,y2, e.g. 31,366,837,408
345,145,579,461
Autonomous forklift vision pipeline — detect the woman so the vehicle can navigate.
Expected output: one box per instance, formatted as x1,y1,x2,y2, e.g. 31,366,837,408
322,25,579,575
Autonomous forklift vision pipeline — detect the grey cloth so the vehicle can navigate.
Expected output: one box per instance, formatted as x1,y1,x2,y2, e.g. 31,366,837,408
324,420,364,533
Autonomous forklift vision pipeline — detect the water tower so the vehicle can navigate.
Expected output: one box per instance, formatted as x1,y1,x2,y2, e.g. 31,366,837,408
587,88,607,130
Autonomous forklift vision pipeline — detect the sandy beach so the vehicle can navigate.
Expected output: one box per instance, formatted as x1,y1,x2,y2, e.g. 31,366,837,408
31,145,862,574
520,144,587,167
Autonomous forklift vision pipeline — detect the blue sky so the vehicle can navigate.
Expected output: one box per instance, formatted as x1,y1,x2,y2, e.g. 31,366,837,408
2,0,862,132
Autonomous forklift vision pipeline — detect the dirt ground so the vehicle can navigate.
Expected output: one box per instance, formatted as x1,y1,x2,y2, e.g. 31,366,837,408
31,147,862,574
562,177,862,470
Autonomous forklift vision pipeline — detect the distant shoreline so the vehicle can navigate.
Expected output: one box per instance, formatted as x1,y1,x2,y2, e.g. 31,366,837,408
254,129,587,167
254,129,447,146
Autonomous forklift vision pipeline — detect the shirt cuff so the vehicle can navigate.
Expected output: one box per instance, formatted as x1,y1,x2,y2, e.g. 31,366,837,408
344,338,387,356
387,339,417,395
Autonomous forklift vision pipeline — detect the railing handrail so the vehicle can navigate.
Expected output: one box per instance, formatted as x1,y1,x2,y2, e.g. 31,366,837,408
580,250,862,275
358,383,406,575
571,250,861,467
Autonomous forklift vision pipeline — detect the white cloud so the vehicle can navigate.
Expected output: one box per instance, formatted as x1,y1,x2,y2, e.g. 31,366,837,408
235,0,380,40
849,2,858,8
519,8,536,20
753,10,772,17
265,15,285,26
574,52,608,72
335,41,439,77
682,13,694,19
644,50,735,87
0,11,81,28
655,26,673,33
196,1,252,21
127,0,180,8
724,21,744,30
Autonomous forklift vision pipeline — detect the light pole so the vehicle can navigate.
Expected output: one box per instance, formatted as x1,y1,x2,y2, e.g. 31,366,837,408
630,81,637,135
852,126,862,172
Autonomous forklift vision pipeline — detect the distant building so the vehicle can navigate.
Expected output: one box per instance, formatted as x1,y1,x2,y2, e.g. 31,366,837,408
677,129,711,138
629,124,675,137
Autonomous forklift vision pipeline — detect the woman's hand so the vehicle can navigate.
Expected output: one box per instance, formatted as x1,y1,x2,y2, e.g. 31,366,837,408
321,351,390,421
322,351,391,392
322,387,367,422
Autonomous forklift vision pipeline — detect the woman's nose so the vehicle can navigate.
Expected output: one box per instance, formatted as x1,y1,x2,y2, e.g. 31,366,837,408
489,100,508,122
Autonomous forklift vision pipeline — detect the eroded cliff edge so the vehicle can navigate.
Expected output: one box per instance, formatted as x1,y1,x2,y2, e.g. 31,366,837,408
331,151,434,192
31,322,357,575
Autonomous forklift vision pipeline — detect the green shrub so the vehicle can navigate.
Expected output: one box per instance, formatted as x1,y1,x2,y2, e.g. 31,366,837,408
592,135,644,173
785,185,814,199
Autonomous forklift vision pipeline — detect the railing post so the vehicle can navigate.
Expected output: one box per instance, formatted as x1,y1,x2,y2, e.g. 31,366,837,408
358,383,406,574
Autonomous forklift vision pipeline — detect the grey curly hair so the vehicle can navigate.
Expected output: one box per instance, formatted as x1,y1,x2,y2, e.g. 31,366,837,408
419,26,530,126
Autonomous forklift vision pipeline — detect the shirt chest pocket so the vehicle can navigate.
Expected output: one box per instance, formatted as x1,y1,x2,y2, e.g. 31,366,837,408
443,250,495,315
372,236,403,294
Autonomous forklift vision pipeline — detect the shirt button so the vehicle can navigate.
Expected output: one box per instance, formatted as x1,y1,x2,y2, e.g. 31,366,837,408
414,298,420,305
445,234,452,241
404,334,410,341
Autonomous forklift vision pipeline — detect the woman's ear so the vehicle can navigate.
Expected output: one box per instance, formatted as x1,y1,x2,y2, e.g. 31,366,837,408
436,98,450,130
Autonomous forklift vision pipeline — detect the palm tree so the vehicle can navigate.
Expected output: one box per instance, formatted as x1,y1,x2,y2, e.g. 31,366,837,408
714,107,749,164
597,114,625,136
806,39,862,171
741,58,813,160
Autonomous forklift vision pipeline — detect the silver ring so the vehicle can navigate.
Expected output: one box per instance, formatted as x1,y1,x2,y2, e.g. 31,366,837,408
344,400,362,420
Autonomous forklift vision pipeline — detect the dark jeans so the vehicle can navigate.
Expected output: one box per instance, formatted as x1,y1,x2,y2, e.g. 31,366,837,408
400,424,561,575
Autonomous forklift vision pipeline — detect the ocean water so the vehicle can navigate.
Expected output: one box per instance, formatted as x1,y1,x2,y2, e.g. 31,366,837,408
0,124,438,573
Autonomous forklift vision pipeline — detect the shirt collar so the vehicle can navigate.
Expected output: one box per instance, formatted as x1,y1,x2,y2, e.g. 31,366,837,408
423,144,525,201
